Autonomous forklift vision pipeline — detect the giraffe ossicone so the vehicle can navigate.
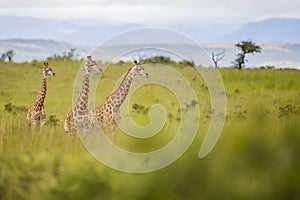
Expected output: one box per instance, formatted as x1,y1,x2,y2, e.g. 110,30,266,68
26,62,55,129
64,56,103,133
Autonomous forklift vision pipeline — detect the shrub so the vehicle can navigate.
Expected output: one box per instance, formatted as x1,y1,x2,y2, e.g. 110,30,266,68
4,103,27,114
142,56,175,64
178,59,195,67
132,103,149,114
279,104,300,118
47,115,59,126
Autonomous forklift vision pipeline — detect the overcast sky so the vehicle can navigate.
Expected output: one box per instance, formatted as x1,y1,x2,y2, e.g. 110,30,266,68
0,0,299,26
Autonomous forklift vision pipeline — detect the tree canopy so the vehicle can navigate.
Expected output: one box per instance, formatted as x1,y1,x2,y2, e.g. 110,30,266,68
234,40,261,69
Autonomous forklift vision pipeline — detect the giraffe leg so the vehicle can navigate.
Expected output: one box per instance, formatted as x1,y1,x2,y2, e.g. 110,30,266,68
30,111,39,129
40,118,46,128
109,123,116,132
26,109,32,126
64,112,71,133
64,118,70,133
114,111,121,124
104,117,116,133
88,112,103,134
31,119,38,129
65,112,77,134
40,109,46,129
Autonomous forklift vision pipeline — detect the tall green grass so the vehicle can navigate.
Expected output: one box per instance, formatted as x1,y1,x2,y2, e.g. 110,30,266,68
0,60,299,199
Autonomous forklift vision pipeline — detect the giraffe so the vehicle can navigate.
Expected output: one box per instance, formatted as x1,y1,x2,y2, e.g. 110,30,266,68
91,60,149,131
64,56,103,133
27,62,55,129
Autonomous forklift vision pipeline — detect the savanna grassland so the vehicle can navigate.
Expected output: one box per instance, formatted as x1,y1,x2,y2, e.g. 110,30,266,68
0,59,299,200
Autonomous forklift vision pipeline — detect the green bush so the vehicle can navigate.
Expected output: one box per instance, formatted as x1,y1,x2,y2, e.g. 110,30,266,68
4,103,27,114
142,56,176,64
132,103,149,114
279,104,300,117
47,115,59,126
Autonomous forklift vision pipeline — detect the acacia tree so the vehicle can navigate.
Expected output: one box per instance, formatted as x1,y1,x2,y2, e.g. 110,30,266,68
234,40,261,69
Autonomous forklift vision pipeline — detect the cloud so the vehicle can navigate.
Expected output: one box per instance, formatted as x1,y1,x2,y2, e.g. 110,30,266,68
0,0,300,26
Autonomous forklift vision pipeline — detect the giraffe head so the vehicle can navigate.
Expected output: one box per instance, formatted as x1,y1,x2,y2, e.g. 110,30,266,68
43,62,55,77
131,60,149,78
85,56,103,74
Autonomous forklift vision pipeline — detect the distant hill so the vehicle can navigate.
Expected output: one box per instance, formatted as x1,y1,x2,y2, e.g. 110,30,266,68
1,16,300,45
0,39,79,62
0,15,143,46
0,15,231,44
1,38,300,69
224,18,300,43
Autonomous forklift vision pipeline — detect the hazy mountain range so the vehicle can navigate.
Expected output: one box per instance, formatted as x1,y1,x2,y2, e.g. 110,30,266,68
0,16,300,68
1,16,300,45
225,18,300,43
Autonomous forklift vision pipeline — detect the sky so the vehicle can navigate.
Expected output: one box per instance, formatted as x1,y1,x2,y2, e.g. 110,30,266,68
0,0,300,27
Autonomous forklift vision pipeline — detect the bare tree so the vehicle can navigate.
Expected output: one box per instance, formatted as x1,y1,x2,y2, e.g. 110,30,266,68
211,50,225,68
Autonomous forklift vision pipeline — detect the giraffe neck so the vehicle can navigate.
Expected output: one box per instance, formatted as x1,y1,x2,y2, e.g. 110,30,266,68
111,70,134,108
34,75,47,107
74,73,90,115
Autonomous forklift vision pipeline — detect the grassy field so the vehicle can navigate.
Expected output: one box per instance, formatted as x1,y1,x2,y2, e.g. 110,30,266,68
0,60,299,200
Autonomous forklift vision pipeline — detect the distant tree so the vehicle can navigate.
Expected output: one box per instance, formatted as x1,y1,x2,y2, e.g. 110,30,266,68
1,50,15,62
142,56,175,64
211,50,225,68
178,59,195,67
1,53,6,61
47,48,77,61
234,40,261,69
6,50,14,62
63,48,76,60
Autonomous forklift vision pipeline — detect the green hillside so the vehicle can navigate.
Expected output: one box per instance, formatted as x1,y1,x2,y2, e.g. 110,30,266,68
0,60,299,199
